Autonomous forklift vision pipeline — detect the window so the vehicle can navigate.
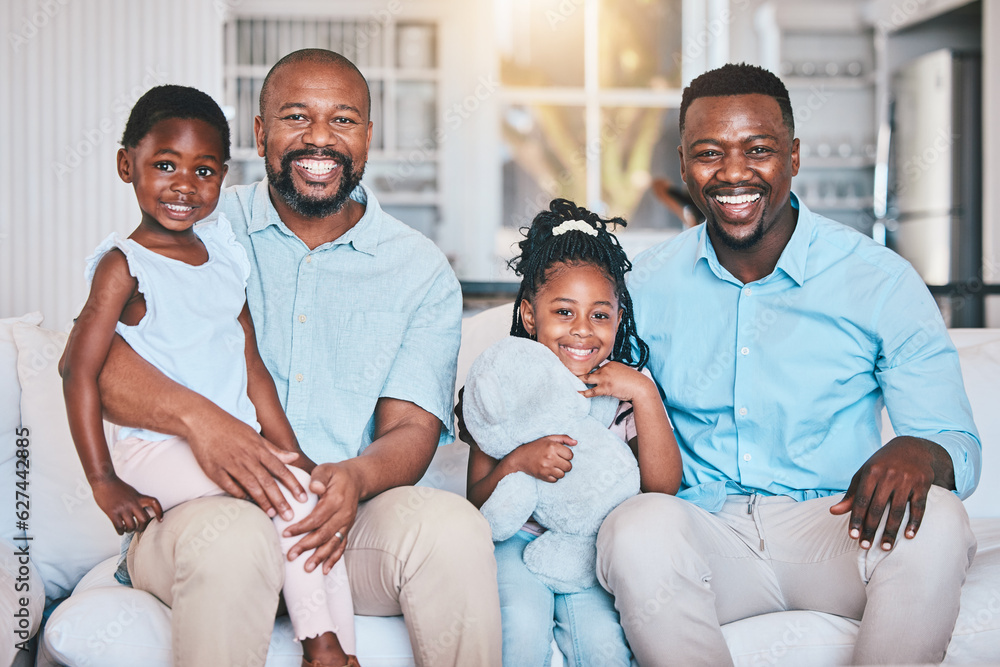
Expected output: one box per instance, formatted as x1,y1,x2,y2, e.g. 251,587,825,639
497,0,686,232
492,0,727,275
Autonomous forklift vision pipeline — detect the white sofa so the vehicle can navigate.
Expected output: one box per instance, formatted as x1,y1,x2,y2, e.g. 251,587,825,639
2,304,998,666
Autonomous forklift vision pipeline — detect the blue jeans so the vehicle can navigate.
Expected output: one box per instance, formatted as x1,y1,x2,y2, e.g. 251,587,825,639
495,530,633,667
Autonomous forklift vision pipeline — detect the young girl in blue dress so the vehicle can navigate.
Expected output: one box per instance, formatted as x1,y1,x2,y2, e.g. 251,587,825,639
61,85,357,667
466,198,683,666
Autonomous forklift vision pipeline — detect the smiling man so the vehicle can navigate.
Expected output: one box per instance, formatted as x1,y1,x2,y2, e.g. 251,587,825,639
597,63,981,665
93,50,501,666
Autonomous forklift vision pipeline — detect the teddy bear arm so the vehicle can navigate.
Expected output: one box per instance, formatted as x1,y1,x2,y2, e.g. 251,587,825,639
480,471,538,542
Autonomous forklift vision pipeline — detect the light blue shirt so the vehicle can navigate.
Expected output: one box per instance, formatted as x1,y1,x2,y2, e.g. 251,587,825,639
629,195,981,512
213,179,462,464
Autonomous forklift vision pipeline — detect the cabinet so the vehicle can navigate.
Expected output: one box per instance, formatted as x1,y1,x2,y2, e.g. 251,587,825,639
223,13,443,240
757,1,877,235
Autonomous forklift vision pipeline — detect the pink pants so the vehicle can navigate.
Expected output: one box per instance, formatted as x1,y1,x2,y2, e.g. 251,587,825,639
113,434,356,649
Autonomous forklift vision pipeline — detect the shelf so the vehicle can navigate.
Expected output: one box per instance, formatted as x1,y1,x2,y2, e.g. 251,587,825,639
232,148,262,161
368,150,440,162
784,74,874,90
799,156,876,169
375,191,442,206
800,197,875,211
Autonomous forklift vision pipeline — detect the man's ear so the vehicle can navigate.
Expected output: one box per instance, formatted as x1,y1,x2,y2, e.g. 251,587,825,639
519,300,536,337
254,116,266,158
116,148,133,183
790,137,800,177
677,143,686,182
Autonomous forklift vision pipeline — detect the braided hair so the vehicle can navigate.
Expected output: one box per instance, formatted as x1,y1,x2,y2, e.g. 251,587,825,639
508,198,649,370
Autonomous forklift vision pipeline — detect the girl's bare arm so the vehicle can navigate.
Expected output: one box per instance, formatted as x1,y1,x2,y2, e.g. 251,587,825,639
581,362,682,494
61,250,163,532
237,302,315,473
465,424,576,509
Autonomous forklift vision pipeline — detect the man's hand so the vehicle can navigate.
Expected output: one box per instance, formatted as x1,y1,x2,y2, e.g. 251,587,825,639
185,414,305,521
829,436,956,551
511,435,577,483
282,463,362,574
96,336,306,519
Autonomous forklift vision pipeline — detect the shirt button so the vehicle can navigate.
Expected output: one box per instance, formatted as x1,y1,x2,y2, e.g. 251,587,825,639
298,314,307,323
740,346,749,356
743,287,752,296
305,255,312,263
743,453,752,462
296,373,304,382
739,407,748,416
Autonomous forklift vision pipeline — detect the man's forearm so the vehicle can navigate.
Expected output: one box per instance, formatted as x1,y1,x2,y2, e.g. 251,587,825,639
340,397,440,501
97,335,223,437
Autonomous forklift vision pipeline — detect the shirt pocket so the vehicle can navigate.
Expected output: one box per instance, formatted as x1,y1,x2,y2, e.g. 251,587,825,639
335,311,409,398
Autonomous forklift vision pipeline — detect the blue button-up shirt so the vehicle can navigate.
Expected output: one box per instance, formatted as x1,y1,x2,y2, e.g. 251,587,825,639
629,195,981,511
214,180,462,464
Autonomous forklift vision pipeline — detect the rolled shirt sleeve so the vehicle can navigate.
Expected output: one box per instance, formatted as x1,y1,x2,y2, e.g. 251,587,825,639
873,265,981,498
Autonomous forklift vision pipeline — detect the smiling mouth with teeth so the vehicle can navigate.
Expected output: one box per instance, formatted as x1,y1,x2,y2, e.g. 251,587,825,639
714,193,762,205
163,203,194,212
561,346,597,360
295,159,339,176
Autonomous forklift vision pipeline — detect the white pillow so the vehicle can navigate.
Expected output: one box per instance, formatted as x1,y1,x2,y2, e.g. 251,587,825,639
455,303,511,403
12,322,120,601
42,558,417,667
1,312,44,546
0,539,44,663
947,329,1000,519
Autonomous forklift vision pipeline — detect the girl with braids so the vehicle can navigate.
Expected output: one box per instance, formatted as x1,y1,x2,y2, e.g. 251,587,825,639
466,199,681,667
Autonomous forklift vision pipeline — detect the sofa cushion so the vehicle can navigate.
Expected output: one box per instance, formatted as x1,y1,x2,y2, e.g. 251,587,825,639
0,540,45,664
0,312,43,546
40,557,417,667
12,323,120,602
946,329,1000,519
945,518,1000,663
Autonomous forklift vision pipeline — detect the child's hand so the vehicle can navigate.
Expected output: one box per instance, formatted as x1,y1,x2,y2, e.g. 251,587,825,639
511,435,577,483
578,361,657,403
91,477,163,535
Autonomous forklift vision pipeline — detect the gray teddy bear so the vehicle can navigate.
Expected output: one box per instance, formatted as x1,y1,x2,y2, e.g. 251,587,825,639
463,336,641,593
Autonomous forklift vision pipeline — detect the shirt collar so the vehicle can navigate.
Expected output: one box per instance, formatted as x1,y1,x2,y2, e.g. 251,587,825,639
772,193,811,286
247,178,381,256
694,191,813,286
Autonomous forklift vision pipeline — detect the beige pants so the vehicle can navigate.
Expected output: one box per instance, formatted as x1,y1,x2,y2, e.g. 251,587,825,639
596,486,977,666
128,487,502,667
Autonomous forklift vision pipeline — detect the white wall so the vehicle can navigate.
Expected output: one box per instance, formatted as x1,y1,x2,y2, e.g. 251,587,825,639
0,0,224,329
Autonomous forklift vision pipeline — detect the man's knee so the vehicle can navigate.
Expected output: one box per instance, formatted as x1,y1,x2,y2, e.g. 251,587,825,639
598,493,695,568
894,485,976,567
395,487,493,559
172,497,284,590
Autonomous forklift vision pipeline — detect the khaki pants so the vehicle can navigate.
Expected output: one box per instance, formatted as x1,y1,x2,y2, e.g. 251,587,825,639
596,486,976,666
128,487,502,667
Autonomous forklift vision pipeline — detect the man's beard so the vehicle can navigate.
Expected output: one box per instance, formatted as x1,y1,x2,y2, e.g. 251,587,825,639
266,147,366,218
703,187,770,252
